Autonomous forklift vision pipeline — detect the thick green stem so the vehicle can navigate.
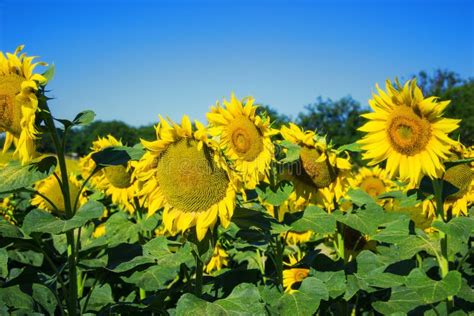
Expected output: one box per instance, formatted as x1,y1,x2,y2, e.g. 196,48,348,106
432,179,452,311
195,257,204,297
43,101,78,316
274,237,284,290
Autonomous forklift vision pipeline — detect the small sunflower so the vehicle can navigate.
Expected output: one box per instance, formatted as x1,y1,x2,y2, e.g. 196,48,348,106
283,268,310,293
32,173,86,213
350,166,395,201
0,196,16,224
283,230,313,245
207,94,275,189
358,79,460,186
80,135,140,214
205,244,229,273
386,200,434,231
280,123,352,212
421,144,473,217
137,115,237,241
92,223,106,238
0,45,47,164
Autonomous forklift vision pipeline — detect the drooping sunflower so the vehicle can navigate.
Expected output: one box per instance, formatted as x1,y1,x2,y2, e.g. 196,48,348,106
0,45,47,164
32,173,86,213
421,144,473,217
80,135,140,214
358,79,460,186
349,166,395,201
207,94,275,189
280,123,352,212
205,244,229,274
136,115,237,241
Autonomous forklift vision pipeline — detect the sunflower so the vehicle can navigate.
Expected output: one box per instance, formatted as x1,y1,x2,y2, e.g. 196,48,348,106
349,166,395,202
386,200,434,231
0,196,15,224
137,115,237,241
207,94,275,189
421,144,473,217
358,79,460,186
0,45,47,164
283,230,313,245
205,244,229,273
283,268,310,293
80,135,140,214
32,173,86,213
92,223,106,238
280,123,352,212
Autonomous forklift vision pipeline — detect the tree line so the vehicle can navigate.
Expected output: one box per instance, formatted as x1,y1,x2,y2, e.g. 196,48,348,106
4,69,470,157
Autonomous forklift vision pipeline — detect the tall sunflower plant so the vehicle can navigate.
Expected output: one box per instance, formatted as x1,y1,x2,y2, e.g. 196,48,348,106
0,45,472,315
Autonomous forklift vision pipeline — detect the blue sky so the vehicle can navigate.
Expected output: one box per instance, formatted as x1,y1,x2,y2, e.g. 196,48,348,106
1,0,472,126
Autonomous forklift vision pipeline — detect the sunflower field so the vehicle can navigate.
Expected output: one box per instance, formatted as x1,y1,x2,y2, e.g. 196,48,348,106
0,46,473,316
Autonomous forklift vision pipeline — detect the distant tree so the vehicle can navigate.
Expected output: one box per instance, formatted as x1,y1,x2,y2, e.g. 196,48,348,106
67,120,140,156
256,104,291,128
416,69,463,96
296,96,365,146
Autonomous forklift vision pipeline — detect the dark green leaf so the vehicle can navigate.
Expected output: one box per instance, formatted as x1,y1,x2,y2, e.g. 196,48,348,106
273,277,329,316
72,110,96,126
290,205,336,234
32,284,57,315
23,200,104,235
7,249,43,267
256,181,294,206
91,146,144,166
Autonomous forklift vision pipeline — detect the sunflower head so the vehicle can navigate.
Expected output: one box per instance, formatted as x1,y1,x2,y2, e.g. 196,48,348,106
205,244,229,274
280,124,352,212
80,135,139,213
138,115,237,241
207,94,275,189
350,166,394,200
283,268,310,293
443,164,473,200
0,45,47,164
358,79,460,186
32,173,85,213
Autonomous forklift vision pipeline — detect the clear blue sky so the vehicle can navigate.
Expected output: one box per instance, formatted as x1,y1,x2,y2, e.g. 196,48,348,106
1,0,472,126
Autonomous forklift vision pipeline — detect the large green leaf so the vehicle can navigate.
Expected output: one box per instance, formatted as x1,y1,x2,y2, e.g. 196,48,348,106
0,285,34,311
0,156,57,193
176,283,266,316
256,181,294,206
81,284,114,312
7,249,43,267
121,239,194,291
405,269,462,304
22,200,104,235
354,251,405,290
32,284,57,315
313,270,346,298
273,277,329,316
279,140,301,163
289,205,336,234
372,270,462,314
